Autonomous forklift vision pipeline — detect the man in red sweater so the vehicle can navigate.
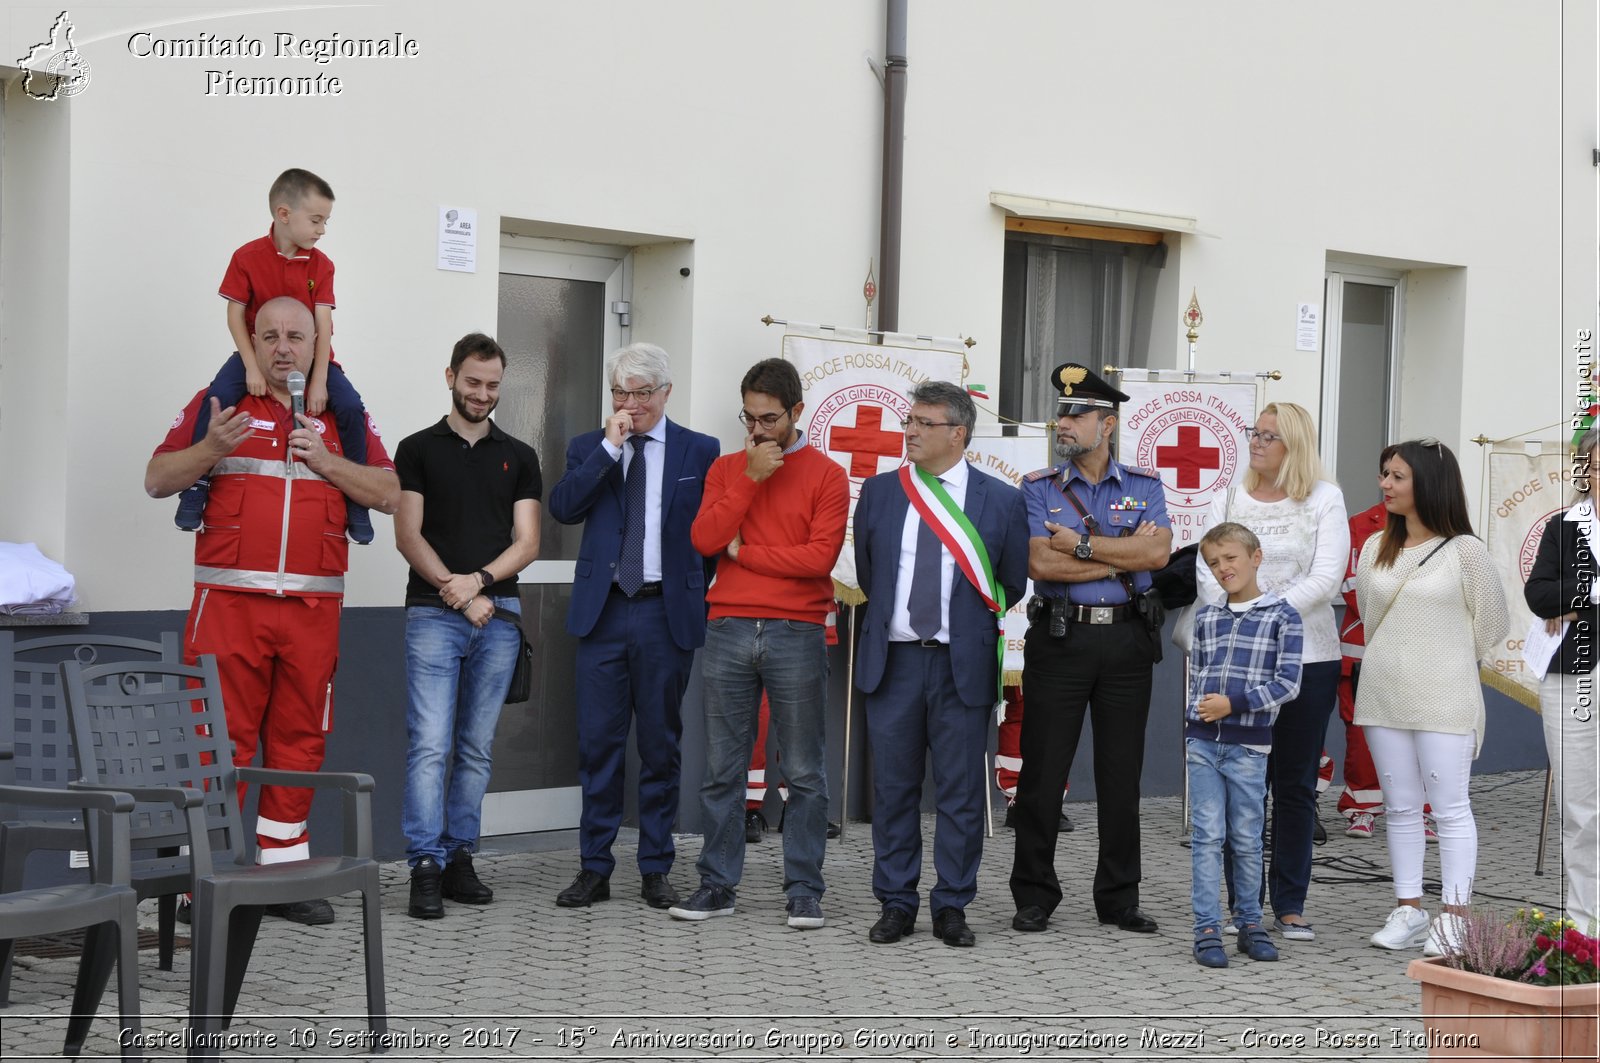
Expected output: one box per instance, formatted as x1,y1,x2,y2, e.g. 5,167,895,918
669,358,849,929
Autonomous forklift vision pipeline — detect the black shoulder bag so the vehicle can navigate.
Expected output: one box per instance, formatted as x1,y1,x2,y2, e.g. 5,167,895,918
492,607,534,704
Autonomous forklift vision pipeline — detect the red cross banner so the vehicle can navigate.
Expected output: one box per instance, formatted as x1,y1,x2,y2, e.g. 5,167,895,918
1116,371,1258,546
1482,441,1570,710
964,424,1051,684
783,327,967,600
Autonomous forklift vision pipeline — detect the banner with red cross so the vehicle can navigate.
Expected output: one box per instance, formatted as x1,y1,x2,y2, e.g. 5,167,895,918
1483,441,1569,710
1116,371,1257,547
782,327,966,599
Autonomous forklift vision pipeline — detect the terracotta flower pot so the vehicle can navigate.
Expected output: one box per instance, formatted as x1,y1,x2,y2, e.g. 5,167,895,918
1408,956,1600,1061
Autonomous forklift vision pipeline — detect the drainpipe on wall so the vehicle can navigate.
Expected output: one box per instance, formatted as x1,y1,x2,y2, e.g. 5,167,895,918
877,0,907,335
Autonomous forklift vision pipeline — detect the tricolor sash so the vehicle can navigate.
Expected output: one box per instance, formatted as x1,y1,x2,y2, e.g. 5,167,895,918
899,464,1007,699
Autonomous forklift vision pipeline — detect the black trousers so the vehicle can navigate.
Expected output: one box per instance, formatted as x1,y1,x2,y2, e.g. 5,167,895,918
1009,617,1157,917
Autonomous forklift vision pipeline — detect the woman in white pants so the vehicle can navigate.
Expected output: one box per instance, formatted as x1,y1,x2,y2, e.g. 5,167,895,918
1524,425,1600,934
1355,440,1507,955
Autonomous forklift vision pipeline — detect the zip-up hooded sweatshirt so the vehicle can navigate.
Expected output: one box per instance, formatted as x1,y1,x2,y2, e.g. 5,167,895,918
1185,593,1304,747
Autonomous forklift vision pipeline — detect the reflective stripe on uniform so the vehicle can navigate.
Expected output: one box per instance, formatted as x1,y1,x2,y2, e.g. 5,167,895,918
212,456,328,483
256,814,309,841
257,841,310,864
195,567,344,594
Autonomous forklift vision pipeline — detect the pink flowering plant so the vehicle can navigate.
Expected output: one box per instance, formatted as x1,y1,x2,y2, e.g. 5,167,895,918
1444,905,1600,986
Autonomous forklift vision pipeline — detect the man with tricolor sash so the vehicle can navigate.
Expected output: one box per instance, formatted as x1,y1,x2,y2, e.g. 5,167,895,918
853,381,1029,948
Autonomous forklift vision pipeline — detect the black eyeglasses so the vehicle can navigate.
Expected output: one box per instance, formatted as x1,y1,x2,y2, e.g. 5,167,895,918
901,417,957,430
610,386,663,403
738,408,792,430
1244,428,1283,446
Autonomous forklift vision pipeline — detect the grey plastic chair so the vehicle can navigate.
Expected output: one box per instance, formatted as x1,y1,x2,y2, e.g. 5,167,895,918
0,779,142,1059
60,655,386,1058
0,631,184,1005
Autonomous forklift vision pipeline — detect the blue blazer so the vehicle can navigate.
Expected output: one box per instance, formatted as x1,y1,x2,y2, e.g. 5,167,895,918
853,463,1030,708
547,419,721,652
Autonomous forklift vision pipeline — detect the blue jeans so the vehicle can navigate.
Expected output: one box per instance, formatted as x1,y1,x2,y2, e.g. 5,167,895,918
695,617,829,899
1225,660,1340,918
402,598,522,866
1188,737,1269,934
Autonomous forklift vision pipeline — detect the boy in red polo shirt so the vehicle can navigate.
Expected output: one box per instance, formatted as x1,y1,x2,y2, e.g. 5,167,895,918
173,167,376,544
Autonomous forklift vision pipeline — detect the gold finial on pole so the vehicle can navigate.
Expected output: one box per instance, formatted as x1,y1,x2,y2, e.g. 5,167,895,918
863,260,878,331
1183,289,1204,373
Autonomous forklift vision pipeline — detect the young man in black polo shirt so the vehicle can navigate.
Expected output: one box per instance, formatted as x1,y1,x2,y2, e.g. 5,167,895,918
394,333,541,918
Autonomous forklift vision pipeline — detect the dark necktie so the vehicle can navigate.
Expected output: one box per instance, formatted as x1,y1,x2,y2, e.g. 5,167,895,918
908,480,944,639
618,435,648,595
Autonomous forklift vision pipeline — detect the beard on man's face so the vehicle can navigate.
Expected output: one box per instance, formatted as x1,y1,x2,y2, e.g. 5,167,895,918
453,386,497,423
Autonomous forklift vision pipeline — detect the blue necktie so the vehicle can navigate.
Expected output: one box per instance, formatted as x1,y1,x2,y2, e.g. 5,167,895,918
908,480,943,639
618,435,648,595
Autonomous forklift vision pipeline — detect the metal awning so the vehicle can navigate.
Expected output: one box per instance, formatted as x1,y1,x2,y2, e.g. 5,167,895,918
989,191,1198,236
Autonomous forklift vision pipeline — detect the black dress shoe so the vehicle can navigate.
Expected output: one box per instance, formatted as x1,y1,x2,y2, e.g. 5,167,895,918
744,808,767,844
265,898,335,925
1059,810,1075,832
1099,905,1159,933
641,872,678,909
826,821,841,839
556,869,611,908
932,908,976,947
1012,905,1049,932
1003,804,1016,829
868,906,916,943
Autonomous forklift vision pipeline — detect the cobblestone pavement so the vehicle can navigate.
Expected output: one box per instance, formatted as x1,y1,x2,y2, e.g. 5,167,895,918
0,769,1572,1060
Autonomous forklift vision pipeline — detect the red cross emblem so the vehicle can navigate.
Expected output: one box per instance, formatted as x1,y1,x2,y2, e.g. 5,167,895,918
828,404,903,478
1156,425,1221,490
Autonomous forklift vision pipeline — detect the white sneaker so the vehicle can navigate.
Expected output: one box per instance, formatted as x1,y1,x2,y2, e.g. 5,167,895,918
1345,812,1376,838
1370,905,1431,950
1424,912,1465,957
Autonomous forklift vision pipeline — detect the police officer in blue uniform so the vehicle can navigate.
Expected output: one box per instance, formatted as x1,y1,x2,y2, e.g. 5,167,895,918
1009,362,1172,934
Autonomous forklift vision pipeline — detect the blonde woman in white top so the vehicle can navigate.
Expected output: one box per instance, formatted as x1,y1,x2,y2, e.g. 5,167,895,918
1356,440,1508,956
1197,402,1349,940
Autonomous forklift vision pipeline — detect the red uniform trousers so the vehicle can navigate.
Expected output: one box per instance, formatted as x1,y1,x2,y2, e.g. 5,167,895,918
1335,670,1384,818
994,686,1067,802
183,586,340,862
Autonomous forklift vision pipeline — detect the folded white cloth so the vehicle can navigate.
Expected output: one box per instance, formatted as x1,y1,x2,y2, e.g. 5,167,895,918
0,542,78,615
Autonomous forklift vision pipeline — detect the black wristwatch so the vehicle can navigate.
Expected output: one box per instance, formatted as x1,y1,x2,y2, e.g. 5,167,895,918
1074,533,1093,560
477,569,494,589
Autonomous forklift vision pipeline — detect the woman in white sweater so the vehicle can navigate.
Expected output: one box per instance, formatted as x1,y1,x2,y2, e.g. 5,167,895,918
1196,402,1349,941
1356,440,1507,956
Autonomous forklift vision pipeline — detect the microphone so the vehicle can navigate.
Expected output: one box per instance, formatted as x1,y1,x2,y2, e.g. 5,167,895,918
287,371,307,423
286,371,306,461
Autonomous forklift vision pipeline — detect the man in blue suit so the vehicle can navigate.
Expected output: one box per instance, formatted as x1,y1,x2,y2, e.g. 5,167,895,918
547,343,721,910
854,380,1029,947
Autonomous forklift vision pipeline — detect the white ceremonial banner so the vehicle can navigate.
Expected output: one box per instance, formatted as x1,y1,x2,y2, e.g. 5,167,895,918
1483,442,1570,710
966,424,1052,684
783,328,966,599
1116,371,1257,546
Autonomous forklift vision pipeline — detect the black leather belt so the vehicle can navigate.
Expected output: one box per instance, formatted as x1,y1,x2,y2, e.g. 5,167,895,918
1067,603,1134,625
611,581,663,599
893,638,947,648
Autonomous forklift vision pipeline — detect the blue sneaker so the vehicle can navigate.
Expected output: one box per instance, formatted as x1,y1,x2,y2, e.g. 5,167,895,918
175,480,209,531
1237,923,1280,961
786,895,824,929
346,503,375,545
1193,927,1229,968
668,883,736,921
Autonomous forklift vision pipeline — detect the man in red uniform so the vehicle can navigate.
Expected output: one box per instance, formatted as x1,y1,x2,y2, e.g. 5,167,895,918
146,297,399,925
1336,500,1392,836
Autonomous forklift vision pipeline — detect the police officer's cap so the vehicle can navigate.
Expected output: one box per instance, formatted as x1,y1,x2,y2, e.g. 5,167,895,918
1051,362,1129,416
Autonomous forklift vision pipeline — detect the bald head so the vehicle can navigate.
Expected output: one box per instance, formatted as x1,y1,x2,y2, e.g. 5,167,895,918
251,297,316,400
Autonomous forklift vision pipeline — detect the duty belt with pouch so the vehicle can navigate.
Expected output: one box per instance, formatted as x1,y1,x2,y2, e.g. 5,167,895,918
1052,481,1166,662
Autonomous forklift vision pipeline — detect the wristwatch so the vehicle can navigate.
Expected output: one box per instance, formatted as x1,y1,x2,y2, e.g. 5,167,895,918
477,569,494,589
1074,533,1093,560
